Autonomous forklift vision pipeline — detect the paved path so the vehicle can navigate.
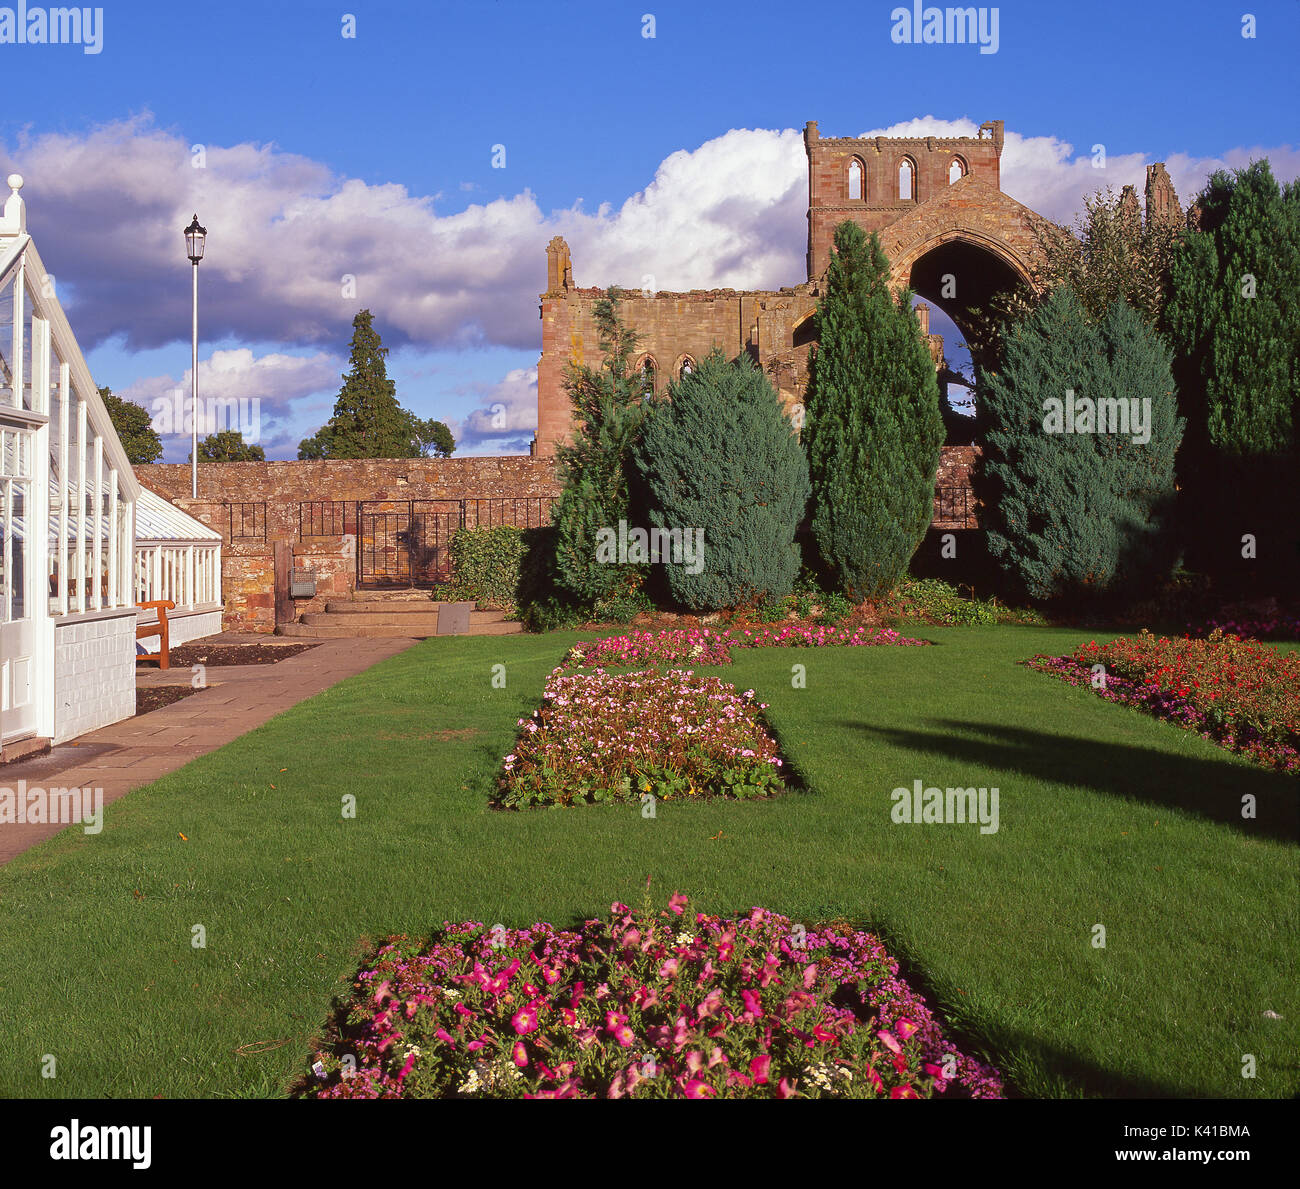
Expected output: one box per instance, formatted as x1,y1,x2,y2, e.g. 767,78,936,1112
0,637,418,865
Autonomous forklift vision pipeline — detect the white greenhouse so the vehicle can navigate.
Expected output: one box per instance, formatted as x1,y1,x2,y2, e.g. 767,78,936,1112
1,175,222,753
134,486,223,648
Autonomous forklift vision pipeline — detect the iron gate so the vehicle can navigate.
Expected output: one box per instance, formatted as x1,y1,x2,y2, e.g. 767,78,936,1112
356,500,461,588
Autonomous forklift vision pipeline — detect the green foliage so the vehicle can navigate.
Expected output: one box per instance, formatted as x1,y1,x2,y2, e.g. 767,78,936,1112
884,578,1041,626
411,417,456,458
815,591,852,625
633,350,810,611
966,187,1182,371
437,526,527,609
1163,161,1300,583
551,289,650,603
193,430,265,462
99,386,162,464
976,288,1184,603
299,310,445,460
1165,161,1299,458
803,222,944,600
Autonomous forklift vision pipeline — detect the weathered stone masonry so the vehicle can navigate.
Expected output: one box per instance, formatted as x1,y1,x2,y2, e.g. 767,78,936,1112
136,458,562,632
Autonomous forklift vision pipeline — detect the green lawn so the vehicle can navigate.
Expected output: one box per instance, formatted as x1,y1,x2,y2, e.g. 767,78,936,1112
0,625,1295,1098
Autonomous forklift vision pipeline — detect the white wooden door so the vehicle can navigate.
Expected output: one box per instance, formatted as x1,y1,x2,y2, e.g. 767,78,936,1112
0,425,37,742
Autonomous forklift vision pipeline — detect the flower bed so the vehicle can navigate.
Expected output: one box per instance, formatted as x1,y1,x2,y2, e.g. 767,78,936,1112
498,668,786,808
303,896,1003,1099
564,623,928,670
1188,614,1300,642
1027,629,1300,774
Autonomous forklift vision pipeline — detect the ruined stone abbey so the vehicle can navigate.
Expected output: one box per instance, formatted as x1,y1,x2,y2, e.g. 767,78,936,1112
532,119,1183,461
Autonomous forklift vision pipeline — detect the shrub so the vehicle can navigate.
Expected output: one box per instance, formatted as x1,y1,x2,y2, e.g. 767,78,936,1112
497,668,787,809
803,222,944,600
437,526,527,609
303,896,1004,1099
633,350,809,610
976,289,1184,604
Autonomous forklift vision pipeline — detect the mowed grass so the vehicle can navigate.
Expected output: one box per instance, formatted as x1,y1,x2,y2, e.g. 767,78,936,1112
0,625,1295,1099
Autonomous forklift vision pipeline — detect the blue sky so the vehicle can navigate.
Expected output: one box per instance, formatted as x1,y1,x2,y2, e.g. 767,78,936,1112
2,0,1296,457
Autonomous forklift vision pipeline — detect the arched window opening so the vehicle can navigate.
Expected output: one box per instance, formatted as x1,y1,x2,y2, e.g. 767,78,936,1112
948,157,966,185
898,158,915,201
847,159,863,201
636,355,657,399
678,356,695,379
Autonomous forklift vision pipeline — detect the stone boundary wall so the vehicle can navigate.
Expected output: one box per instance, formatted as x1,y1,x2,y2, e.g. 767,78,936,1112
133,452,978,633
134,458,563,633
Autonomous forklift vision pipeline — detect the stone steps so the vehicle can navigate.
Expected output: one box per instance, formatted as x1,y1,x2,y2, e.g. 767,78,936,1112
300,609,507,627
281,599,523,638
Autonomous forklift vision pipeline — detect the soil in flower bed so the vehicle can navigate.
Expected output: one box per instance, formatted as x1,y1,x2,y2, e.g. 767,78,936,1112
296,895,1003,1100
498,668,788,809
143,642,320,668
1026,629,1300,775
135,685,203,716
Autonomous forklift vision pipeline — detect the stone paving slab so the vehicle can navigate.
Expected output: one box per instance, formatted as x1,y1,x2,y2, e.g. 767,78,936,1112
0,636,418,865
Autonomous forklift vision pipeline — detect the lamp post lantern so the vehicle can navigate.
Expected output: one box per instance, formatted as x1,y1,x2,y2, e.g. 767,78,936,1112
184,214,206,498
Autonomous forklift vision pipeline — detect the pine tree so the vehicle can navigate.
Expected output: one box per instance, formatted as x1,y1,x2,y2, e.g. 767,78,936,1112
976,288,1184,602
802,221,944,599
1163,161,1300,583
314,310,418,459
634,349,809,610
552,289,650,604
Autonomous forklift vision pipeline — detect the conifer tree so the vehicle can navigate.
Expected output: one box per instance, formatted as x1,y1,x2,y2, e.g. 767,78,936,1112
303,310,418,459
802,221,944,599
551,289,650,604
1163,161,1300,582
634,349,809,610
976,288,1184,602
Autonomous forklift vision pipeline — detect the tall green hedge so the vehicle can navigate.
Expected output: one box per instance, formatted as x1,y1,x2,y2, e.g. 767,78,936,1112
441,526,527,608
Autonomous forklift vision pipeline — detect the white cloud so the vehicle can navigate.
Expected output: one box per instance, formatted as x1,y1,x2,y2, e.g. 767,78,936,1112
8,114,1296,457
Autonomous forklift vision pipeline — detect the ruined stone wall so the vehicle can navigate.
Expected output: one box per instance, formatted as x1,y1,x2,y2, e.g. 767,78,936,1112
536,286,819,457
804,119,1005,284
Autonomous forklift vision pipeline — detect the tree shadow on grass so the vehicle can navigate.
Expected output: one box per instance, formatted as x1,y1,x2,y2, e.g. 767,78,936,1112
840,719,1299,844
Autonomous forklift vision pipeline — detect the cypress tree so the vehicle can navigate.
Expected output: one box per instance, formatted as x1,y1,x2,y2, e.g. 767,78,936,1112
977,288,1184,603
803,221,944,599
634,349,809,610
1163,161,1300,583
551,289,650,604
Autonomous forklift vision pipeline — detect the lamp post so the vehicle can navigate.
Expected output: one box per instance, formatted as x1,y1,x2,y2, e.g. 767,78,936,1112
184,214,206,498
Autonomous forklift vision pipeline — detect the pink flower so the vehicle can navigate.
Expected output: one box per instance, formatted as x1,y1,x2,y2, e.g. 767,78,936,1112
680,1077,714,1098
775,1077,797,1099
512,1041,529,1068
749,1054,771,1085
896,1018,918,1040
512,1005,540,1035
659,957,679,979
668,892,689,915
877,1029,902,1055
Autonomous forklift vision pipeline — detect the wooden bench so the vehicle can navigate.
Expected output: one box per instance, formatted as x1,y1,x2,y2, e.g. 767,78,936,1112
136,599,176,670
